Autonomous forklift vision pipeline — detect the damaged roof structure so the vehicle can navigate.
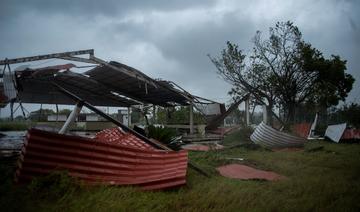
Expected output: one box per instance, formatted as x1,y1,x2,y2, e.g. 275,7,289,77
0,49,217,189
0,49,212,109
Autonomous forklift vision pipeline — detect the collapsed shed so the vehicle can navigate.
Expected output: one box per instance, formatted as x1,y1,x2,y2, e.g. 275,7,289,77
0,49,218,189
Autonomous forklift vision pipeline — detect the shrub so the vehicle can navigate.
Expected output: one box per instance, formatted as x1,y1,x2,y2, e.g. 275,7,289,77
147,125,177,145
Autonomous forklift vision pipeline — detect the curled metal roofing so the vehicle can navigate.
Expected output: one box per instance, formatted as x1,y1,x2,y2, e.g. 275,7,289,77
16,128,188,190
250,122,306,149
85,61,190,106
6,61,193,107
14,65,139,107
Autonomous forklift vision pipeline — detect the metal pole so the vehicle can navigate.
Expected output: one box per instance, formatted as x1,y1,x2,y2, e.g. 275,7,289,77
56,104,59,123
245,98,250,126
262,105,268,124
52,83,209,177
152,105,156,124
189,102,194,134
0,49,94,65
53,83,170,150
59,102,83,134
127,107,131,127
10,101,14,121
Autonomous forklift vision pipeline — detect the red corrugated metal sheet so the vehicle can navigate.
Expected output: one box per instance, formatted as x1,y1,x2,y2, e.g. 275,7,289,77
15,128,188,190
292,123,311,138
95,128,156,150
341,129,360,140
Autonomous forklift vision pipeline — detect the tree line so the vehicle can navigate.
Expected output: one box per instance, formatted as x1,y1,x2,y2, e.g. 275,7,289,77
209,21,354,127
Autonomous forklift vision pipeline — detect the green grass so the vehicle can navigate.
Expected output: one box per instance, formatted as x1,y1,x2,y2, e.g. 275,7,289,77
0,121,31,131
1,129,360,211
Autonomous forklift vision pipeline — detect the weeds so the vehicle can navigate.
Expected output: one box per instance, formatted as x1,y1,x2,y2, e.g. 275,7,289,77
0,121,30,131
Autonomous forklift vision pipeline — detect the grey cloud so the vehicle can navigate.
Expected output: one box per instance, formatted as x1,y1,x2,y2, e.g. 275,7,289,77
0,0,360,117
0,0,216,21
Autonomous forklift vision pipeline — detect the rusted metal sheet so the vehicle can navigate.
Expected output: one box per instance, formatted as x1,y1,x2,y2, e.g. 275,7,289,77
250,122,306,149
341,129,360,140
292,123,311,138
16,128,188,190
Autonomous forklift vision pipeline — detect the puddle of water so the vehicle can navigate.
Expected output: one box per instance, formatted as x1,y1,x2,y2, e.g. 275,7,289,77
0,131,26,149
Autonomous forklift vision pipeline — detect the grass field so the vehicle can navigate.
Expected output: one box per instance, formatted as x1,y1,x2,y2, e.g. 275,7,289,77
1,128,360,211
0,121,30,131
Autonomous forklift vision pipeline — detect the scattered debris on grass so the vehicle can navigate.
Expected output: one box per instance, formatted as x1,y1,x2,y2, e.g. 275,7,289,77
182,143,224,151
250,122,306,149
216,164,286,181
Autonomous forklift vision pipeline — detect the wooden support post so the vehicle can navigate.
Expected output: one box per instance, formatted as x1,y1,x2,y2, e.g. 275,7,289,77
59,102,83,134
245,98,250,126
189,102,194,134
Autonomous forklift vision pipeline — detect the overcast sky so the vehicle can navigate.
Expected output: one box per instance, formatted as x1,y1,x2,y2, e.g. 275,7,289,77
0,0,359,117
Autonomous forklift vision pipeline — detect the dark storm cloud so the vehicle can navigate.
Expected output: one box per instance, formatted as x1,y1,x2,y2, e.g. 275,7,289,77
0,0,216,20
0,0,360,117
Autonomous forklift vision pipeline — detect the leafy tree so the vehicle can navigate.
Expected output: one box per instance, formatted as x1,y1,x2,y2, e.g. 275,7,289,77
130,110,142,124
307,54,354,108
14,115,25,121
29,109,55,121
58,109,72,115
156,106,205,125
329,103,360,128
210,21,354,125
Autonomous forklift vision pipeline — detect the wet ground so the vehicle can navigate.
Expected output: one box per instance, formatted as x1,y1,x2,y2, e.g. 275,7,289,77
0,131,96,150
0,131,26,150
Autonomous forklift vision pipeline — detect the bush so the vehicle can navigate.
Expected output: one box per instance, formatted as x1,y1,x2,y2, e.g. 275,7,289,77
0,121,29,131
147,125,177,145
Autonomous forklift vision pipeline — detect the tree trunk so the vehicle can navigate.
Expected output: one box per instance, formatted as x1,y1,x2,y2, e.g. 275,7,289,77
267,105,274,126
286,103,296,125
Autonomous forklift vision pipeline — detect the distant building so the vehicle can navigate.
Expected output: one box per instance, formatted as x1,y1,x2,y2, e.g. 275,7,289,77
117,109,131,126
47,114,68,121
47,113,106,122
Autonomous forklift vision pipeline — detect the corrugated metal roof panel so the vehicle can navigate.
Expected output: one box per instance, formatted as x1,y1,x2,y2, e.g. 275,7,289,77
15,68,139,107
85,61,190,106
3,72,17,101
250,122,306,149
16,128,188,190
